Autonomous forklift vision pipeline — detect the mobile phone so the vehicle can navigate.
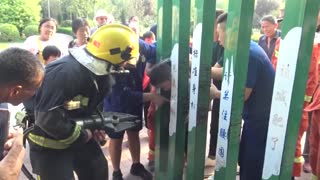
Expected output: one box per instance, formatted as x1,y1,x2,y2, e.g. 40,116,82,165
0,107,9,160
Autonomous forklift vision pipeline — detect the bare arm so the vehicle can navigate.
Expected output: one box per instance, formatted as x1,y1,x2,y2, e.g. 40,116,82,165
211,63,223,80
244,88,252,101
210,83,221,99
143,92,169,106
0,128,25,180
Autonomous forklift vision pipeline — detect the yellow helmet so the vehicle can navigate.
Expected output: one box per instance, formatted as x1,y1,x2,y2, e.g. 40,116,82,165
86,24,139,65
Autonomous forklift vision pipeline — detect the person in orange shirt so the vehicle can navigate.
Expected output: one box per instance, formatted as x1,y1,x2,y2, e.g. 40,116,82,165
271,32,320,178
305,15,320,179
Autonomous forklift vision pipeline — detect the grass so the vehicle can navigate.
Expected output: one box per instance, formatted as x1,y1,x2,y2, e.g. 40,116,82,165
0,42,9,50
0,41,24,50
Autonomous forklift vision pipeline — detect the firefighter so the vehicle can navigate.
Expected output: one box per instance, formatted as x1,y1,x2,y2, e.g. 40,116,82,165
305,19,320,180
271,31,320,178
28,24,147,180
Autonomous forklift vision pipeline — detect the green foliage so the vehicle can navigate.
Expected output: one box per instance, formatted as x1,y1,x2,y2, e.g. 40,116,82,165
60,20,72,27
40,0,157,36
139,15,155,35
216,0,229,11
253,0,280,28
59,0,97,19
0,0,40,34
0,24,20,42
25,0,41,23
23,25,39,38
86,19,95,29
251,29,261,42
41,0,61,20
0,42,10,50
57,27,73,36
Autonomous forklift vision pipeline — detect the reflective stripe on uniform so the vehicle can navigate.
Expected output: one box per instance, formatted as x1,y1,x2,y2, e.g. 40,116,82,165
274,50,279,58
72,95,89,107
28,133,69,149
28,124,81,149
59,124,81,144
294,156,304,163
305,95,312,103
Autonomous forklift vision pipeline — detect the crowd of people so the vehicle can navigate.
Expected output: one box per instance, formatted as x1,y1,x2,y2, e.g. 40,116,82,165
0,7,320,180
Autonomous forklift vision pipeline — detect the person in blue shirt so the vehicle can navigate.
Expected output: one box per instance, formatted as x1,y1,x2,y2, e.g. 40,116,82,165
104,39,166,180
211,13,275,180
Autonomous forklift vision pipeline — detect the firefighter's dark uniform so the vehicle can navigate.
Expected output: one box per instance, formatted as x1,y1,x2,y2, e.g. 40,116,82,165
28,53,113,180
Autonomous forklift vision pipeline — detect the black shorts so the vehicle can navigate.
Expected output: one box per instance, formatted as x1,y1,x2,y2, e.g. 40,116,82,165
105,120,143,139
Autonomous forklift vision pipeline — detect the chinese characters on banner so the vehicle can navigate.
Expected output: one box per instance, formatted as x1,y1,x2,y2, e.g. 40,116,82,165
215,56,234,171
169,43,179,136
188,23,202,131
262,27,302,179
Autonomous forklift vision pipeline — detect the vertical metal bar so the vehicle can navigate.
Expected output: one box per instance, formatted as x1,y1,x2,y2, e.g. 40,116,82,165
185,0,215,179
155,0,172,179
214,0,255,179
166,0,190,179
262,0,320,179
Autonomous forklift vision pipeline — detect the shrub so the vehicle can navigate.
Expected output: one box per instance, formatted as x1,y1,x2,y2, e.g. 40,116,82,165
57,27,73,36
23,25,38,38
60,20,72,27
86,19,94,28
0,24,20,42
251,29,262,42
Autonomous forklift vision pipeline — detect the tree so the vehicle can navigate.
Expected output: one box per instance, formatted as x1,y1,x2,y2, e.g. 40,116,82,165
216,0,228,11
41,0,62,21
253,0,279,28
0,0,41,33
39,0,157,32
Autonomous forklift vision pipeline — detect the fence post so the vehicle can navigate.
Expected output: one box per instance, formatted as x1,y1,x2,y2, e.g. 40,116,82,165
213,0,255,180
262,0,320,179
185,0,215,179
155,0,172,179
166,0,191,179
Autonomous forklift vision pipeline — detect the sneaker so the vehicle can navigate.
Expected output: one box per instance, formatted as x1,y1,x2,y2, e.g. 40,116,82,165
303,162,312,173
130,163,153,180
205,157,216,167
112,170,123,180
147,160,155,172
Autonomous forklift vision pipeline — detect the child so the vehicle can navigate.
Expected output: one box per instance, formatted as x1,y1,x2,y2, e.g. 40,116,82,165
42,45,61,65
146,60,171,171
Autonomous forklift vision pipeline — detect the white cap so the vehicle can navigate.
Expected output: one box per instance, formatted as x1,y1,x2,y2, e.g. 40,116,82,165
94,9,108,20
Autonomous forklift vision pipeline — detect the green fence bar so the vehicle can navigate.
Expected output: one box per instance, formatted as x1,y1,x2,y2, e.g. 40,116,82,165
185,0,215,179
166,0,191,179
262,0,320,180
214,0,255,180
155,0,172,178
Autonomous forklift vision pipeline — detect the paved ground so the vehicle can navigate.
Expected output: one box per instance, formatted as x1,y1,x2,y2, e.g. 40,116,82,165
9,103,312,180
